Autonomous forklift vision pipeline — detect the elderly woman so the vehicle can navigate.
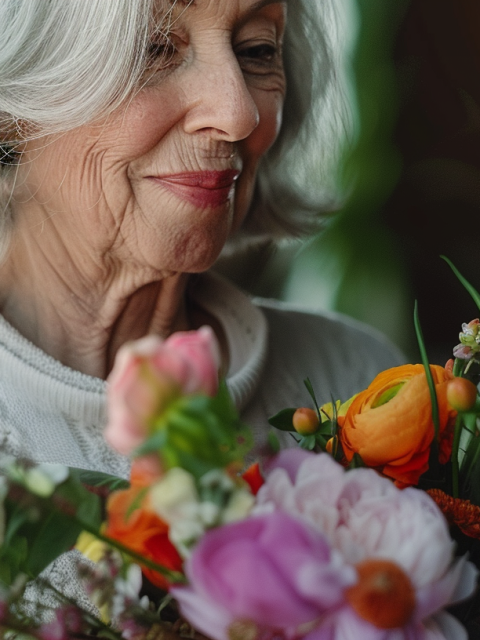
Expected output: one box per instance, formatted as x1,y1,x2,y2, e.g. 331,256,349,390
0,0,402,626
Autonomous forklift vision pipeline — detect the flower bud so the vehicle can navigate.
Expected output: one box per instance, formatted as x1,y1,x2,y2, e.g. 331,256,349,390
455,319,480,360
292,408,319,435
446,377,477,412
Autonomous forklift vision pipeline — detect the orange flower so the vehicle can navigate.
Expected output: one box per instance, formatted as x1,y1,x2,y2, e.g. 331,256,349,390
104,474,183,589
338,364,457,487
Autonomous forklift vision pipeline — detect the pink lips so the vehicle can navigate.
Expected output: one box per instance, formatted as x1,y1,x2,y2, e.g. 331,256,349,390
148,170,240,209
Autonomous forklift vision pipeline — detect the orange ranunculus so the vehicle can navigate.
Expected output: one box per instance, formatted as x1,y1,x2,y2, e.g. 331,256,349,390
104,477,183,589
338,364,457,487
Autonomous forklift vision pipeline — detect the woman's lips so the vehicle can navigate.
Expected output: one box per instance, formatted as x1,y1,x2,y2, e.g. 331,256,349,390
148,170,240,208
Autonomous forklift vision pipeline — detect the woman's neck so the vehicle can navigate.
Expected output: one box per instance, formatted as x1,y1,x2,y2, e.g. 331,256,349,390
0,234,193,379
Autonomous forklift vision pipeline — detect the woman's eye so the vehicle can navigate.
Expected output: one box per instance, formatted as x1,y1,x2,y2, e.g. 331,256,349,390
146,39,178,69
236,43,280,72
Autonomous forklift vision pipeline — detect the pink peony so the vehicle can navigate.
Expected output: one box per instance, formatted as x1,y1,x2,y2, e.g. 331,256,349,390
105,327,220,456
171,511,356,640
255,451,478,640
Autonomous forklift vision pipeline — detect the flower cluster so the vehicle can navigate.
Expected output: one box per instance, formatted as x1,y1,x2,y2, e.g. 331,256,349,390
172,450,477,640
96,328,478,640
0,310,479,640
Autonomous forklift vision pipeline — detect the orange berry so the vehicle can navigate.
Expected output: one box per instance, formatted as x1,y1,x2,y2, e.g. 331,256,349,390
292,407,319,435
346,559,415,629
446,377,477,412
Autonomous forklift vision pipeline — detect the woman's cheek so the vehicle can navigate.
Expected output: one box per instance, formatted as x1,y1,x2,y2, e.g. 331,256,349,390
247,88,285,157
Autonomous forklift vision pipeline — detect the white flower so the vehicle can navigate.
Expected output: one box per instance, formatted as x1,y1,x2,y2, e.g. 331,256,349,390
112,564,147,619
221,489,255,524
150,467,199,522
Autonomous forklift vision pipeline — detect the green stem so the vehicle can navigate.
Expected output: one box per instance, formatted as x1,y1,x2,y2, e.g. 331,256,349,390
74,518,186,584
453,358,466,378
414,302,440,439
451,414,463,498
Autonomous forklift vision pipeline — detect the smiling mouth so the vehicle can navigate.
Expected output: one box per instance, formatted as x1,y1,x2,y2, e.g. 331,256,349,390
147,170,240,209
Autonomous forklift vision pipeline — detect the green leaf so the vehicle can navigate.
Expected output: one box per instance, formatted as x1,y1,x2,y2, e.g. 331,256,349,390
331,438,344,462
77,469,129,492
313,432,328,450
267,408,296,431
442,255,480,311
299,435,316,450
0,534,28,585
139,386,252,479
459,416,480,483
136,430,167,456
303,378,321,418
466,441,480,507
414,301,439,439
55,469,102,530
317,419,334,436
267,431,281,454
26,511,82,576
349,453,366,469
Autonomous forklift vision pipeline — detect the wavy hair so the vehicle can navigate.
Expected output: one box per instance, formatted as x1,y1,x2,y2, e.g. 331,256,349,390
0,0,345,259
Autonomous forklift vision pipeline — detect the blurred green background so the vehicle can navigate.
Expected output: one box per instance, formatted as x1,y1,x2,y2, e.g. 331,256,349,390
219,0,480,366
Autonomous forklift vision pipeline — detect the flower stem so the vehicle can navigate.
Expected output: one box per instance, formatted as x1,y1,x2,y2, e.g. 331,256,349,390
74,518,186,584
451,414,463,498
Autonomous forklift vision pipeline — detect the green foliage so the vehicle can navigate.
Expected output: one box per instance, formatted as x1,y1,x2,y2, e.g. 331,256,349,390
137,381,252,480
0,469,102,585
268,408,296,431
298,435,316,451
303,378,321,419
77,469,129,492
442,256,480,312
414,301,439,439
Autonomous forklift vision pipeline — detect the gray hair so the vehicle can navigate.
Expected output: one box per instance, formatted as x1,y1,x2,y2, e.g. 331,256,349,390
0,0,345,257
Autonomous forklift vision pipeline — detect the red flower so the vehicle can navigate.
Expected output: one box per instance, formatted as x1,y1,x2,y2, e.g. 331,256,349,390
104,473,183,589
241,462,264,496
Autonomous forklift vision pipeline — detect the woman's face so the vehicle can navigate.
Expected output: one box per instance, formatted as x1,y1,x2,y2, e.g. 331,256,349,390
16,0,287,277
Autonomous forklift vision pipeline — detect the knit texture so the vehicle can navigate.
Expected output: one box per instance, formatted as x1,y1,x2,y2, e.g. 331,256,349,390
0,271,404,621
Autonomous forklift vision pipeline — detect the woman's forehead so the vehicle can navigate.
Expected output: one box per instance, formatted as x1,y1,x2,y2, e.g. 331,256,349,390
153,0,285,22
152,0,193,26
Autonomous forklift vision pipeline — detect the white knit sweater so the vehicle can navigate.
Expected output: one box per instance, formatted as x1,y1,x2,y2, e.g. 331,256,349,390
0,271,404,472
0,272,404,617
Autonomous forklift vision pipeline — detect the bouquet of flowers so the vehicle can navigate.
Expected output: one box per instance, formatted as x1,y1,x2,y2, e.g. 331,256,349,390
0,258,480,640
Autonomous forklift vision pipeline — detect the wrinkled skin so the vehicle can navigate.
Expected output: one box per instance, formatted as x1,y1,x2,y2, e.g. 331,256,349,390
1,0,286,377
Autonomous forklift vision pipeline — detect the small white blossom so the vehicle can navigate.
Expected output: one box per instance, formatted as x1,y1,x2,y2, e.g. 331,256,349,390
111,564,145,619
24,464,69,497
150,467,199,522
221,489,255,524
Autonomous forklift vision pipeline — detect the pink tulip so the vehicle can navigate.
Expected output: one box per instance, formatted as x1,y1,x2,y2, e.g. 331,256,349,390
105,327,221,456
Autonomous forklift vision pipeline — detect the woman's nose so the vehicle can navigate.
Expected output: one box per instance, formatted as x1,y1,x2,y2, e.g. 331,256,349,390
182,54,260,142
